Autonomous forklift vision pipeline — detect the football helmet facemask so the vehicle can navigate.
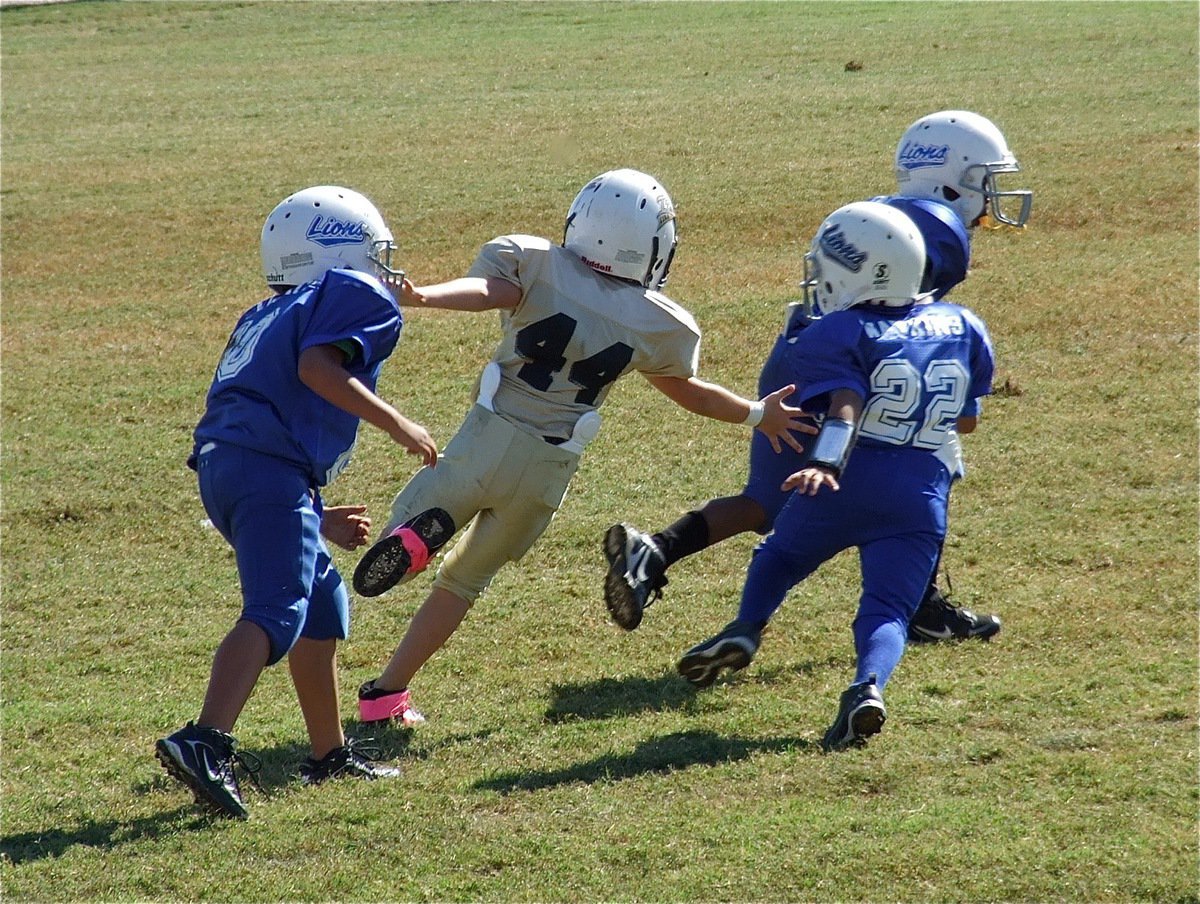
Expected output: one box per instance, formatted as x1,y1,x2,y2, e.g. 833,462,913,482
802,201,928,315
261,186,399,290
563,168,677,289
894,110,1032,228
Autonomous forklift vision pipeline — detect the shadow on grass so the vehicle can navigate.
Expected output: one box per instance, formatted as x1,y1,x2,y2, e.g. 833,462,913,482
0,719,436,865
1,812,228,865
472,729,815,794
545,672,697,722
544,654,849,723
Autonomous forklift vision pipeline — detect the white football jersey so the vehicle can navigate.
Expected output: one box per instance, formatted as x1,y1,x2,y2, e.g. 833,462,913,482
466,234,701,440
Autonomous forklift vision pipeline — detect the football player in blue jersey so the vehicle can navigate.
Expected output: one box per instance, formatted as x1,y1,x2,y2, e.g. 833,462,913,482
155,186,437,818
676,201,995,750
603,110,1029,642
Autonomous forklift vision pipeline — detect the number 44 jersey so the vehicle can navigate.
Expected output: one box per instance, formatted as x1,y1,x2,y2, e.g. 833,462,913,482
786,301,994,474
466,235,702,442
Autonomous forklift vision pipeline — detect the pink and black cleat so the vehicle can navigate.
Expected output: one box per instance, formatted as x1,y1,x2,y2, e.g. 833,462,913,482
352,507,455,598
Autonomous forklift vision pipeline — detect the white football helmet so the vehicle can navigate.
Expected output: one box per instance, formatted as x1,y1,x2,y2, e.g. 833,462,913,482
802,201,927,315
894,110,1032,228
563,168,677,289
260,186,399,289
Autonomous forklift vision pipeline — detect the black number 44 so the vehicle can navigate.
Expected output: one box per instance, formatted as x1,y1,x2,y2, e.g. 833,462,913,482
514,313,634,406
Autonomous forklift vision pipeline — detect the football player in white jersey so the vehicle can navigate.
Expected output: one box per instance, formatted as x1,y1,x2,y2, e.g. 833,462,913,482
352,169,814,726
603,110,1030,642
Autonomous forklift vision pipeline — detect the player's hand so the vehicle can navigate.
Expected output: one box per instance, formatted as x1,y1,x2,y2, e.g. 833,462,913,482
321,504,372,550
783,465,840,496
379,272,425,306
392,415,438,467
398,277,427,307
758,384,817,454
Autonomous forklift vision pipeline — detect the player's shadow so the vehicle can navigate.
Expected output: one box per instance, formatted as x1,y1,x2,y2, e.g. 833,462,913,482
543,654,849,724
544,672,697,722
0,719,439,865
1,813,215,865
471,729,814,794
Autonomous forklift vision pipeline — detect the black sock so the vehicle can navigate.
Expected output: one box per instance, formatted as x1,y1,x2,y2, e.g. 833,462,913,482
652,510,711,568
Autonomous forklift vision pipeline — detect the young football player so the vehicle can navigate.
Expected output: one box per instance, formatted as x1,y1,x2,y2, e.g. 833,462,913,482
155,186,437,818
675,201,995,750
603,110,1029,642
350,168,813,727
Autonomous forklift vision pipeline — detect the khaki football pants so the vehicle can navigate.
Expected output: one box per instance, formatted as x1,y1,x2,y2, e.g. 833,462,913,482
382,405,579,604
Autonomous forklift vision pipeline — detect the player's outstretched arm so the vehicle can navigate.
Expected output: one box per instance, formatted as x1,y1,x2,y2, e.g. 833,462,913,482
395,276,521,312
298,344,438,466
644,375,814,453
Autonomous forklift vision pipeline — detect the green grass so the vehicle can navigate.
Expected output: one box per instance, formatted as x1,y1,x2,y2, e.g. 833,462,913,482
2,1,1197,901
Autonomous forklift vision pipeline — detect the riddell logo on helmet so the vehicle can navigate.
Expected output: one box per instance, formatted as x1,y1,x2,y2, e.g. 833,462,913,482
305,216,366,248
819,225,867,273
655,194,675,228
897,141,950,170
580,256,613,273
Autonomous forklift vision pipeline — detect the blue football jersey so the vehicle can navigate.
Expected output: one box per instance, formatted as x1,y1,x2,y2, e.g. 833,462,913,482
194,268,402,486
871,195,970,300
785,301,994,456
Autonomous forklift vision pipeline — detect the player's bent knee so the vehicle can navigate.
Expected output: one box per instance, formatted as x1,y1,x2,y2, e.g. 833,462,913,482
240,611,301,666
431,569,490,608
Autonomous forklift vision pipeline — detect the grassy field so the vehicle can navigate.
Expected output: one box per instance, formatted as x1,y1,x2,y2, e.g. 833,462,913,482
2,1,1197,901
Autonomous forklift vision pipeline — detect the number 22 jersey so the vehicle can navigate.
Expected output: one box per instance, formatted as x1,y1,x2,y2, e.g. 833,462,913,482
193,268,403,486
785,301,994,473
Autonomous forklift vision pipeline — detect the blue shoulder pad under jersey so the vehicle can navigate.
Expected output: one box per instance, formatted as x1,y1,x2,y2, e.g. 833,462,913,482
871,196,970,300
300,268,404,370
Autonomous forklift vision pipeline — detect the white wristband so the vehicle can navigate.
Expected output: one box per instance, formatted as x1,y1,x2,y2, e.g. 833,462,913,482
741,400,765,428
